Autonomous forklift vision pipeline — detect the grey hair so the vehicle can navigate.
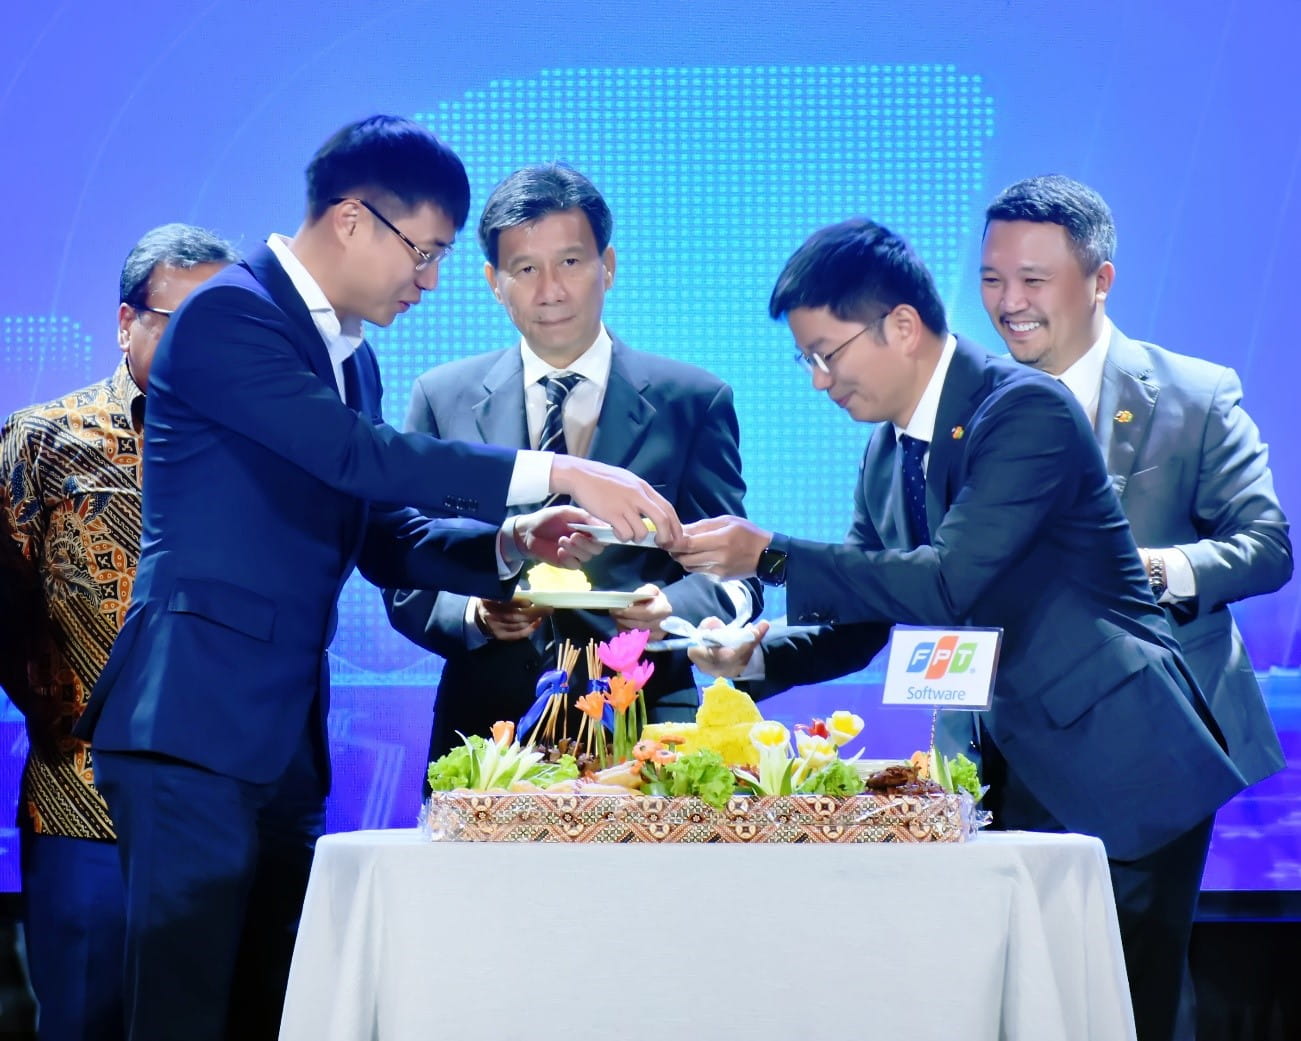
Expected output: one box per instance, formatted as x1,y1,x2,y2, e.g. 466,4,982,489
119,223,239,307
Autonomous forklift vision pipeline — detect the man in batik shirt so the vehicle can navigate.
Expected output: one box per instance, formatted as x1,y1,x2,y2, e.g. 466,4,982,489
0,223,236,1040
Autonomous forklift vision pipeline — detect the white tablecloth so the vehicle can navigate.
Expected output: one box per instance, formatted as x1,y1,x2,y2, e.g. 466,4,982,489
280,829,1134,1041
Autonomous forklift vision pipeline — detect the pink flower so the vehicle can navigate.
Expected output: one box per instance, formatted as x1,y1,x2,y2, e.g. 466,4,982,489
598,629,651,672
621,660,655,691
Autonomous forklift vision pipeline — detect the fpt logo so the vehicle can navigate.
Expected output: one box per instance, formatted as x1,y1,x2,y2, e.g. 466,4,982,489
906,634,977,679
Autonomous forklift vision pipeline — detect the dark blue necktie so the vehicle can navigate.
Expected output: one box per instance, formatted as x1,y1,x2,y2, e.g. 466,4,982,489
538,372,583,506
899,433,930,547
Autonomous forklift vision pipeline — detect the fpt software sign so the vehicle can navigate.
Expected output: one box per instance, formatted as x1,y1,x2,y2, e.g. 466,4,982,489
881,627,1002,710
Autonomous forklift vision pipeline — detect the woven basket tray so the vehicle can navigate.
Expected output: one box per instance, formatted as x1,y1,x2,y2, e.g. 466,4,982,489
421,790,978,844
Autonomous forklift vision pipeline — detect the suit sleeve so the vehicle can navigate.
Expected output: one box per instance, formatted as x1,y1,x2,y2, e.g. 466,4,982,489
785,381,1087,627
657,382,764,623
381,377,484,656
160,285,517,524
1172,367,1292,617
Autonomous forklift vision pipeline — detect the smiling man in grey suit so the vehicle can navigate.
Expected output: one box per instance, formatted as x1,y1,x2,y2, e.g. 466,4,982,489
385,164,759,759
979,174,1292,790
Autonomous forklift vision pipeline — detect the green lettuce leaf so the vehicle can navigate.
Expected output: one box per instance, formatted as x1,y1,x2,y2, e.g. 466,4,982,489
797,758,865,797
662,749,736,809
523,754,579,788
946,752,983,801
426,736,489,792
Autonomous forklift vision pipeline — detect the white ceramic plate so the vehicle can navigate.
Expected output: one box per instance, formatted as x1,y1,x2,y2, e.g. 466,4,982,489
567,522,659,548
513,589,646,609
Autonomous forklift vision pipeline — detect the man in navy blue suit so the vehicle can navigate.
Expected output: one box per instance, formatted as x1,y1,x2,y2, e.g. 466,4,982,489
678,218,1246,1041
385,164,759,758
75,117,682,1041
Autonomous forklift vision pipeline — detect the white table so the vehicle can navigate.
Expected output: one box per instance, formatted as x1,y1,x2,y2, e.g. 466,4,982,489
280,829,1134,1041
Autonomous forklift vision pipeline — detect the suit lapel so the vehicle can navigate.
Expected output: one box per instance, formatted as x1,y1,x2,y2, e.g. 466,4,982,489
926,336,988,535
588,339,654,466
863,428,912,549
242,244,338,392
473,350,530,449
1096,328,1158,498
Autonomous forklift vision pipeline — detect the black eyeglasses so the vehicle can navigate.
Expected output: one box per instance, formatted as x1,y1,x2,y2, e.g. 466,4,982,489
329,197,452,271
793,310,892,375
134,305,175,318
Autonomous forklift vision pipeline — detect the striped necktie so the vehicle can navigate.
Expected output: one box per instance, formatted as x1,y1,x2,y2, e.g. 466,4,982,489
538,373,583,454
539,372,584,506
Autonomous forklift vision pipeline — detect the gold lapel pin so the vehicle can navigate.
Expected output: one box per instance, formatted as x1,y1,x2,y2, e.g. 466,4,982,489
1114,410,1133,423
951,425,965,439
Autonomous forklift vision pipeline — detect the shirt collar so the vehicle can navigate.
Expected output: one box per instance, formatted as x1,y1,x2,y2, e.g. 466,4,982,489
109,356,146,430
520,324,613,390
894,333,958,444
266,234,364,363
1054,317,1113,414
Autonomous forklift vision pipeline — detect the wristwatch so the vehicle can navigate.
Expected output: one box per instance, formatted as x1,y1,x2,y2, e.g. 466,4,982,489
1145,551,1168,600
756,534,790,587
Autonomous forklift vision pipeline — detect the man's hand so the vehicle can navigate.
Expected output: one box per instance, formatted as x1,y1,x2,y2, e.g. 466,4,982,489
687,616,770,677
673,516,773,580
548,456,683,547
609,583,673,638
472,596,552,642
514,505,605,567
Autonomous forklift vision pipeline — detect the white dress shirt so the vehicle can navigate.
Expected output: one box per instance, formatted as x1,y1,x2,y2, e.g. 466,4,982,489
267,235,363,402
892,334,958,472
521,326,613,456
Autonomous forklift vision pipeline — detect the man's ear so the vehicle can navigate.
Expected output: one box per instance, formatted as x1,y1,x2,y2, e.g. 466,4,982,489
330,198,362,242
484,262,502,302
116,303,134,353
887,304,923,353
601,246,616,288
1094,260,1115,303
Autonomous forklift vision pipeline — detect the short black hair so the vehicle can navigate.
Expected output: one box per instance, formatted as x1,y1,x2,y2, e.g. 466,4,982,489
119,223,239,309
304,115,471,229
478,163,613,266
984,174,1116,274
768,218,948,336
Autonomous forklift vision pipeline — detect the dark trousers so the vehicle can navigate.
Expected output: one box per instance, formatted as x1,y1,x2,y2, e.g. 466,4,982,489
21,832,126,1041
983,733,1212,1041
93,725,325,1041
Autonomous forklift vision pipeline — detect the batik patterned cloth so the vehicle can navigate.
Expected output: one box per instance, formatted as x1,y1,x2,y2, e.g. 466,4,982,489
0,359,145,839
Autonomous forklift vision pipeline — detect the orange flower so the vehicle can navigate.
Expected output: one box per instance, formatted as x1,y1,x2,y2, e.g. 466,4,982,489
651,747,678,765
574,692,607,720
660,734,686,746
607,674,639,713
490,720,515,747
633,739,661,762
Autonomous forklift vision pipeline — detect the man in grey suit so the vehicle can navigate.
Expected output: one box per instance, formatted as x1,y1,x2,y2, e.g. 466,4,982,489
385,164,759,760
979,174,1291,789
